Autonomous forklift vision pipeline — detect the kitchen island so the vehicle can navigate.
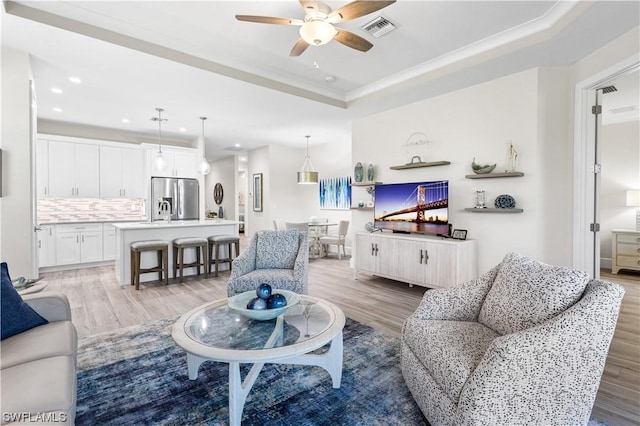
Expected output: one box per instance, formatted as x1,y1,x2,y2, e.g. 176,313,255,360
113,219,240,286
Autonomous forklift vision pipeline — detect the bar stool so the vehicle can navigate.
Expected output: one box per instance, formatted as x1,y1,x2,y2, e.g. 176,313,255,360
208,235,240,277
130,240,169,290
173,237,208,281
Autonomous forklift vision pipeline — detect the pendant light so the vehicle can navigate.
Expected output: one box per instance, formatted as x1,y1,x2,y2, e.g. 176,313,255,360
151,108,168,172
197,116,211,175
297,135,318,184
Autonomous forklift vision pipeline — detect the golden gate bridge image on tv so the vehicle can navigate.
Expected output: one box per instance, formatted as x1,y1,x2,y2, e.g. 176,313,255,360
374,181,449,234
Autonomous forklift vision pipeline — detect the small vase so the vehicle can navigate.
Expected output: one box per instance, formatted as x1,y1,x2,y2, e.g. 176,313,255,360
475,190,486,208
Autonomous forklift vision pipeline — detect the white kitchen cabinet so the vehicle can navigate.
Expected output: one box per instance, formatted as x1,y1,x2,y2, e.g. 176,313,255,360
48,141,100,197
149,148,197,178
355,232,477,289
173,151,198,178
55,224,103,265
37,224,56,267
100,146,144,198
103,224,116,261
36,139,49,198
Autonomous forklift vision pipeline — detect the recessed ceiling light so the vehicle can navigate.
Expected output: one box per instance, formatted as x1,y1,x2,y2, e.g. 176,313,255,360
325,76,335,83
121,118,130,123
53,107,62,112
180,127,186,132
51,87,63,94
234,143,241,147
68,76,82,84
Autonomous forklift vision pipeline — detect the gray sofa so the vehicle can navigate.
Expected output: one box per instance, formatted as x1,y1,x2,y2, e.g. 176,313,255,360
227,229,309,296
1,292,78,425
401,252,625,426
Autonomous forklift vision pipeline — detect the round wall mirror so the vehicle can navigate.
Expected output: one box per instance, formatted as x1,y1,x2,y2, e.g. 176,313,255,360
214,183,224,205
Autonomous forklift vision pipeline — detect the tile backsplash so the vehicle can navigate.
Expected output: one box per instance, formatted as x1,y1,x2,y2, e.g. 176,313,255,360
38,198,146,223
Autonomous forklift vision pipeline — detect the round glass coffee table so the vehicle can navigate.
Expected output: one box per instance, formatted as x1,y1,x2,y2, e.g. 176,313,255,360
171,295,345,426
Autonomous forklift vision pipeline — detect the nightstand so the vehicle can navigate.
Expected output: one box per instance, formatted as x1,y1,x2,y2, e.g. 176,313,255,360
611,229,640,274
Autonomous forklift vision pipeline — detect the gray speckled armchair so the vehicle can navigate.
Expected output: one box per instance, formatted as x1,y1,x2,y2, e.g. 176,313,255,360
227,229,309,297
401,252,625,426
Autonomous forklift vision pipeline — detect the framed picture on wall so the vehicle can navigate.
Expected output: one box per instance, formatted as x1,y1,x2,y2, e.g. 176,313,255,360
319,176,352,210
253,173,263,212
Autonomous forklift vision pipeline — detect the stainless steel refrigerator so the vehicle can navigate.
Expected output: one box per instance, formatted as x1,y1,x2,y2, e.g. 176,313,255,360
151,177,199,221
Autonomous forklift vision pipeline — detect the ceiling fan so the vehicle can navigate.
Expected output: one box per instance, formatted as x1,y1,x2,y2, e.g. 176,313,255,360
236,0,396,56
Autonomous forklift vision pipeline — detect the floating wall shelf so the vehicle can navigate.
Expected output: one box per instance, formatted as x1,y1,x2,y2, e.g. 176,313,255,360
351,207,374,211
464,208,524,213
351,181,381,187
465,172,524,179
390,161,451,170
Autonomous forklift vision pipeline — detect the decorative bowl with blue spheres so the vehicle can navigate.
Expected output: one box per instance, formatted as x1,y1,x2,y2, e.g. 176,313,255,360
228,284,300,321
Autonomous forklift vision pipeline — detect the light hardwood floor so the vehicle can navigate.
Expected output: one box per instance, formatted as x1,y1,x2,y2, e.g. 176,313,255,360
40,241,639,425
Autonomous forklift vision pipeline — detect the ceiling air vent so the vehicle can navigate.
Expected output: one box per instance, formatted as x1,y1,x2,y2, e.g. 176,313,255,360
361,15,396,38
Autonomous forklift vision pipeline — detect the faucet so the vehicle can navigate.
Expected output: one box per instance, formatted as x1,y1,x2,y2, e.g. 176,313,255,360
159,200,172,223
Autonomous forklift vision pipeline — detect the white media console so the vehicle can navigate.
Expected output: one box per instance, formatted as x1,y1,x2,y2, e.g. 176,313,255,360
354,232,477,289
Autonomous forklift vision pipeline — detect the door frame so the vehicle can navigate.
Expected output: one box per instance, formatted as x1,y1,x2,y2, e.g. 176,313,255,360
572,55,639,276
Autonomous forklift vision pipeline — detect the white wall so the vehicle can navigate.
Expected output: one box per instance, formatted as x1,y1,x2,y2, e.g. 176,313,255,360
269,144,315,225
245,140,353,243
352,68,571,274
600,120,640,267
536,67,572,265
205,156,236,220
1,48,35,277
571,27,640,86
247,146,270,236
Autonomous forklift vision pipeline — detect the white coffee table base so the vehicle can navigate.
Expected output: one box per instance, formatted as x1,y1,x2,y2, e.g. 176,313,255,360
173,296,345,426
186,330,343,426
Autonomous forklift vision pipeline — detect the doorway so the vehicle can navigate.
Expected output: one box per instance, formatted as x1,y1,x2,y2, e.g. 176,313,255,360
599,70,640,276
573,57,640,278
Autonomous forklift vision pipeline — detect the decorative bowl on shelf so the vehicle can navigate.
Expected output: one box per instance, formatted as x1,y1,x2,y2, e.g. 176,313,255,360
228,289,300,321
494,194,516,209
473,164,496,174
471,158,496,174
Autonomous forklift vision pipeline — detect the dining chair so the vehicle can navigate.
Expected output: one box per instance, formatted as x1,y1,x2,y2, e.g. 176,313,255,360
319,220,350,259
285,222,308,233
273,218,286,230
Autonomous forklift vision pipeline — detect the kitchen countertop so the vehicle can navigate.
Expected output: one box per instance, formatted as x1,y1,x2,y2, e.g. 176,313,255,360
113,219,241,230
113,219,240,285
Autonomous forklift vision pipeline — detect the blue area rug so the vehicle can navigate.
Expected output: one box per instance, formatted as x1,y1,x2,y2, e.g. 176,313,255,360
75,317,429,425
75,317,611,426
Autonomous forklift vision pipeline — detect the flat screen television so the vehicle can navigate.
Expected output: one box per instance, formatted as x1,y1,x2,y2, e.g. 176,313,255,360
374,180,449,235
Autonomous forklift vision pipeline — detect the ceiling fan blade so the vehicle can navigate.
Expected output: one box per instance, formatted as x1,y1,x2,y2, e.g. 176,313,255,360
235,15,303,25
334,29,373,52
299,0,320,15
329,0,396,23
289,38,310,57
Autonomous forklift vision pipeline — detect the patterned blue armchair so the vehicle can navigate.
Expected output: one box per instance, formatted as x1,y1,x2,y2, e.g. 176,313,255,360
401,252,625,426
227,229,309,297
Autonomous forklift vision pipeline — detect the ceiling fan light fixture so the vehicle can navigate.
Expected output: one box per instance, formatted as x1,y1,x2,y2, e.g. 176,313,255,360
300,20,337,46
